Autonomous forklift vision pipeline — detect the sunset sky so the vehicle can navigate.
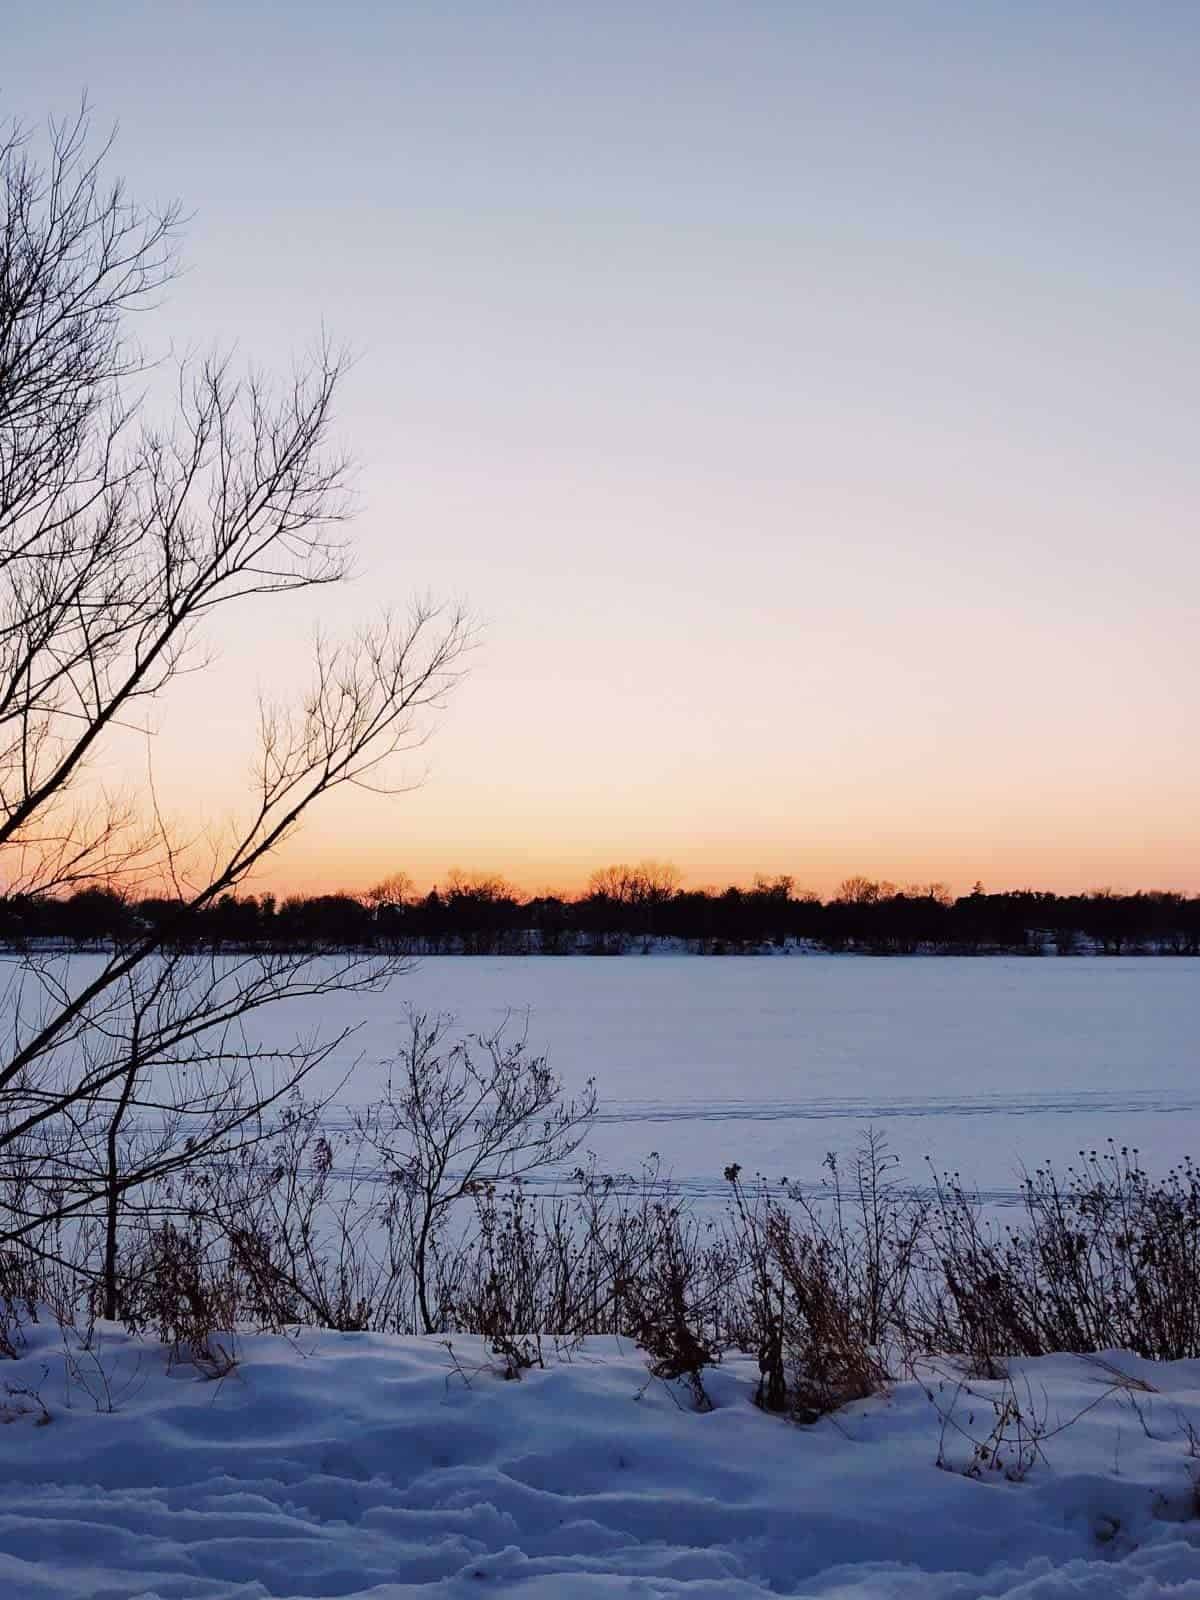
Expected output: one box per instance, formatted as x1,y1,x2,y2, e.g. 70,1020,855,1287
12,3,1200,897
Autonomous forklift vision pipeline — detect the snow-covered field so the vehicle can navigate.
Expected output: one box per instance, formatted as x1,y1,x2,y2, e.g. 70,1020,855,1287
2,1324,1198,1598
4,955,1199,1597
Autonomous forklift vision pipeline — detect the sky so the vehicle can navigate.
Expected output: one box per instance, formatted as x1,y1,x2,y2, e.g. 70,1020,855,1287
8,2,1200,897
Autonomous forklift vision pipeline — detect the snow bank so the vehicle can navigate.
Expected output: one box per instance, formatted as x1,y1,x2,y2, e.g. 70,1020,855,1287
0,1327,1197,1598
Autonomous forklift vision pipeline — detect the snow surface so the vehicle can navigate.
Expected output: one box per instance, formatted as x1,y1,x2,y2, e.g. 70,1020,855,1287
1,1326,1198,1598
16,953,1197,1211
285,955,1199,1206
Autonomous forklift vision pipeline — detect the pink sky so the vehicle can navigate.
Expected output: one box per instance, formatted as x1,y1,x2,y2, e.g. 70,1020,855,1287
14,5,1200,900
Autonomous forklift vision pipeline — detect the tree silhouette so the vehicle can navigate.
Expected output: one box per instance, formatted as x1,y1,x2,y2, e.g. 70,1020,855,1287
0,106,470,1298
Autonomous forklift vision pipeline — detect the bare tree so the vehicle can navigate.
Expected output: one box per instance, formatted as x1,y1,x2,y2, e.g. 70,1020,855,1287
586,861,680,949
586,862,679,907
0,106,471,1305
366,871,416,910
357,1011,596,1333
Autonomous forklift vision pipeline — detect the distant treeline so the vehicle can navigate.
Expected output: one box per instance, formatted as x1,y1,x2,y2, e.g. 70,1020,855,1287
5,865,1200,956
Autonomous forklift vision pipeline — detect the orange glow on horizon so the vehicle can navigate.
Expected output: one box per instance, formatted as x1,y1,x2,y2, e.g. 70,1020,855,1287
26,7,1199,917
246,845,1200,905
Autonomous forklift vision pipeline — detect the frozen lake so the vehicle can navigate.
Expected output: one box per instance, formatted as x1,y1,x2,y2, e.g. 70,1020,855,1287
15,953,1196,1209
293,955,1196,1208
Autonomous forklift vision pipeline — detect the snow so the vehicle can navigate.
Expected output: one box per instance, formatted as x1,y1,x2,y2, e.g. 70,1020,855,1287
296,955,1197,1207
8,954,1197,1592
15,951,1197,1225
1,1325,1198,1598
18,953,1196,1210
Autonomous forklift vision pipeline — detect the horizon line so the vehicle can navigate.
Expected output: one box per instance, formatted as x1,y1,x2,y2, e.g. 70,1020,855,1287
216,871,1200,905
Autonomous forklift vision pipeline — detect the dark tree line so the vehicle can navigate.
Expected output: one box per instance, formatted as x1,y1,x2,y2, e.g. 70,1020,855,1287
8,871,1200,957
